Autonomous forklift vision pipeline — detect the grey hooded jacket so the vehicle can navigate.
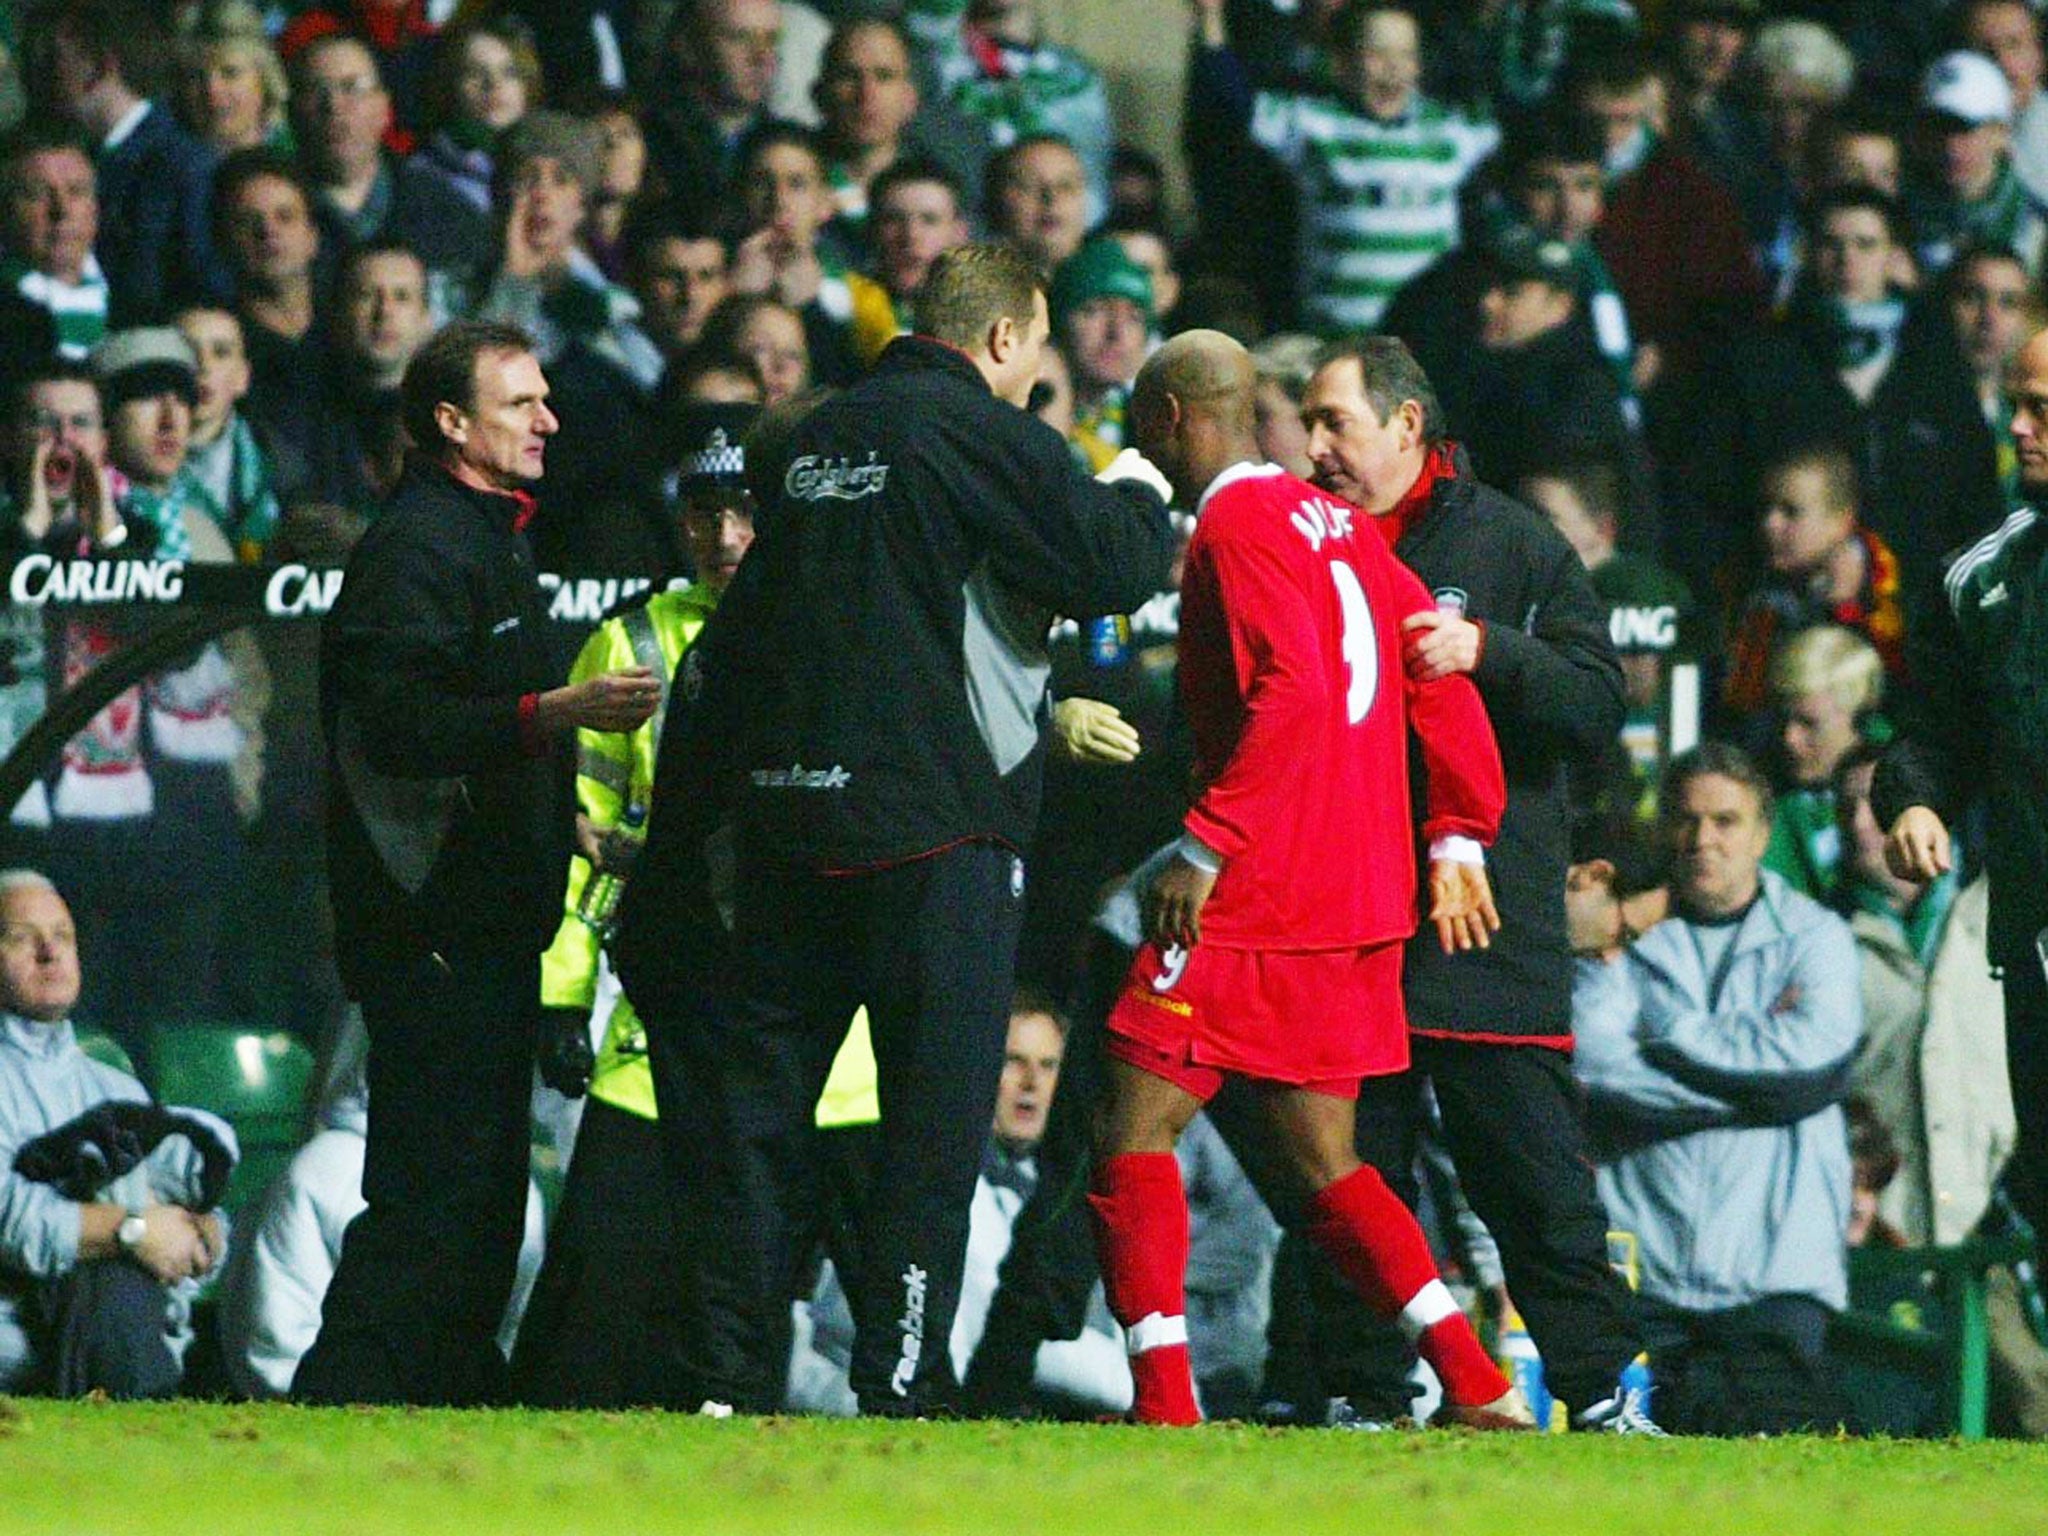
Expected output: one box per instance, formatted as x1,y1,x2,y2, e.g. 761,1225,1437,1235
1572,871,1861,1313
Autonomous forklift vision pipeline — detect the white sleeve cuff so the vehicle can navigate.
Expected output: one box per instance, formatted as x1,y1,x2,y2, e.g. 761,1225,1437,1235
1429,834,1485,866
1176,832,1225,875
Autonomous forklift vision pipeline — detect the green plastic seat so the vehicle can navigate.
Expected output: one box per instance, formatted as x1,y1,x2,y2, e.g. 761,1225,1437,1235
1831,1235,2038,1440
146,1024,316,1220
73,1026,137,1080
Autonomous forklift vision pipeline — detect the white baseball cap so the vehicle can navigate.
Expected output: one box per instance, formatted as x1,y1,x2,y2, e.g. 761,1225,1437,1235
1922,50,2014,127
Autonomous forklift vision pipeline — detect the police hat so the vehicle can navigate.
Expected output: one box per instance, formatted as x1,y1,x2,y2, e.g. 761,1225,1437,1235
676,402,761,495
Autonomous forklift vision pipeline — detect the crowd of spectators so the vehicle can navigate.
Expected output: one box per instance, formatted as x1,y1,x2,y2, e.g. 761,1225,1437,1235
1,0,2047,1434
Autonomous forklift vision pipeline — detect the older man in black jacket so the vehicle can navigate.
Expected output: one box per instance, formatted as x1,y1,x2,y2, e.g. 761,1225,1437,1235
619,243,1174,1417
1279,335,1655,1432
294,320,660,1407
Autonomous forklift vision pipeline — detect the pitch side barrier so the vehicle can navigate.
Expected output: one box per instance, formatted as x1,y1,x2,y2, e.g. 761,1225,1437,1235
0,554,652,818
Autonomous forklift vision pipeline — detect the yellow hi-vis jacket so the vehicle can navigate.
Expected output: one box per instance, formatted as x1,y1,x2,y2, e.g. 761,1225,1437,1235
539,584,879,1126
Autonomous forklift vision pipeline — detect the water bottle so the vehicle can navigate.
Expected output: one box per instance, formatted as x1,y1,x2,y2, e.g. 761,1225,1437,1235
1085,614,1130,668
1495,1302,1561,1432
577,801,647,939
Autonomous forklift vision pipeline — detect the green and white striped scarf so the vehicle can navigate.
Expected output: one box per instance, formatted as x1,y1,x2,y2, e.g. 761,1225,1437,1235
1,253,108,360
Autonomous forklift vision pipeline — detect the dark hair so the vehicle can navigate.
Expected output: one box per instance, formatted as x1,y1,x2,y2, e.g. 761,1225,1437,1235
288,30,386,92
1844,1097,1901,1194
209,145,312,235
986,133,1081,206
1805,184,1911,249
422,14,544,134
45,0,172,100
400,319,534,456
820,16,914,77
914,243,1045,353
0,117,95,179
1110,143,1164,186
1329,0,1420,56
339,236,427,289
623,204,727,261
557,83,641,122
1942,238,2034,298
1761,440,1860,516
1564,38,1656,100
1521,454,1625,526
6,357,99,423
665,348,764,402
1312,333,1448,443
1009,984,1071,1038
1811,102,1901,155
1661,741,1775,825
738,121,826,179
871,155,963,214
1501,110,1609,183
697,293,803,367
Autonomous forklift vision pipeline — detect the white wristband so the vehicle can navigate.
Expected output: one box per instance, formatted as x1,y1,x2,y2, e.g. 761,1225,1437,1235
1429,834,1485,866
1175,831,1225,875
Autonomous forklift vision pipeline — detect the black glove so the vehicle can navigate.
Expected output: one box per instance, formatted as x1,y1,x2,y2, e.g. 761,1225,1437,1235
535,1008,596,1098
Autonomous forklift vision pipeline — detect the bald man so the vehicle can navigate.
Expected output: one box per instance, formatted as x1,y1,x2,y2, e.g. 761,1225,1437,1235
1878,325,2048,1254
1086,331,1525,1427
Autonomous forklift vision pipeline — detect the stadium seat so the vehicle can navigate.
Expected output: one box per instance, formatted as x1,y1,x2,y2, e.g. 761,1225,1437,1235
1831,1236,2038,1440
146,1023,316,1223
73,1026,138,1079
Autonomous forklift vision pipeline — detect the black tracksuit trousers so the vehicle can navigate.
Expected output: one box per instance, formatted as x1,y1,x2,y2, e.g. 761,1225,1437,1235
293,944,537,1407
671,840,1025,1414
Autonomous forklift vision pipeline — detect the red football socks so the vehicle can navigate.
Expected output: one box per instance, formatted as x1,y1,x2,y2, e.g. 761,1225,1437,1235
1089,1152,1201,1426
1307,1164,1509,1408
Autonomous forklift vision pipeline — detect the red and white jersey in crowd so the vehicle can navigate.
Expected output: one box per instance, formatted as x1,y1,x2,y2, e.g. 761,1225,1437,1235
1177,461,1505,950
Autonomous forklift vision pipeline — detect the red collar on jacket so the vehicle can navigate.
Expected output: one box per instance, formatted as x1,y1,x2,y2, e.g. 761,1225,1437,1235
430,457,538,533
1372,442,1459,549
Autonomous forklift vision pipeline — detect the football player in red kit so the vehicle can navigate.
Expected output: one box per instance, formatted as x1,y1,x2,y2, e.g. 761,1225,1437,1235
1088,330,1527,1428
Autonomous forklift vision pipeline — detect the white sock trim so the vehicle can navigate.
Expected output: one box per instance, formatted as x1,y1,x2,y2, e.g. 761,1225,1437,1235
1126,1312,1189,1355
1396,1279,1459,1342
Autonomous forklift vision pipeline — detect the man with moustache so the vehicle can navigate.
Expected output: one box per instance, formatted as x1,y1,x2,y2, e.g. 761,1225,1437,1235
1286,334,1655,1432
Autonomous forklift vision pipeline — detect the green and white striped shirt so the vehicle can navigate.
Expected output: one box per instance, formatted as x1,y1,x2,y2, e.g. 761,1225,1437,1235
1250,92,1497,335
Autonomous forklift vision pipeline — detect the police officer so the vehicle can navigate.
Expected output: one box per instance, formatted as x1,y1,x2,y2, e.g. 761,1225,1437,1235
295,320,659,1407
618,244,1174,1416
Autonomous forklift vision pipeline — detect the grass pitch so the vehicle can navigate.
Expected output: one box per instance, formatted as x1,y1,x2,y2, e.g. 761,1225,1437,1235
4,1399,2047,1535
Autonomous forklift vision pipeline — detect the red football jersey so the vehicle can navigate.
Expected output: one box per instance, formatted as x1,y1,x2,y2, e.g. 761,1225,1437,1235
1178,463,1505,950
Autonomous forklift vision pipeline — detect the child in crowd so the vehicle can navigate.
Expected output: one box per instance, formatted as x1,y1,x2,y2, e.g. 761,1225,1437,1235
1762,624,1888,900
1723,443,1905,718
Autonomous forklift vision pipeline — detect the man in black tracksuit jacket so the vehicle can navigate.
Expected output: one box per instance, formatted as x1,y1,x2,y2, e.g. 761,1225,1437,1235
616,246,1174,1415
1278,337,1648,1428
296,321,659,1406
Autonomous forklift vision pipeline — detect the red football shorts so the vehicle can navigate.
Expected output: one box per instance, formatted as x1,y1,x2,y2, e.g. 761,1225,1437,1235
1104,939,1409,1103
